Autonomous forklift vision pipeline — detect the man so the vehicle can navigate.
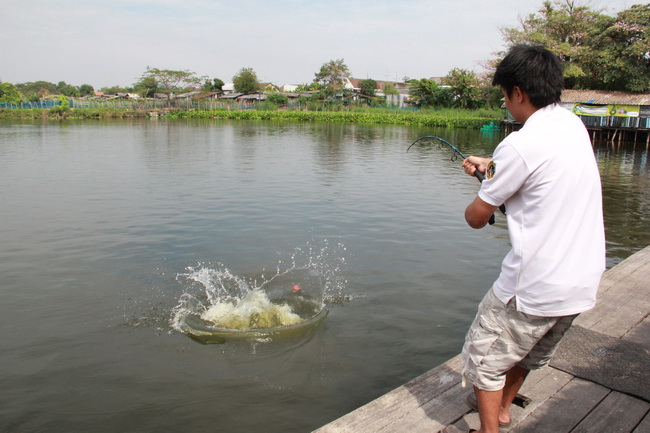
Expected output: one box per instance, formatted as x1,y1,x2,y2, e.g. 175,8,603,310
441,45,606,433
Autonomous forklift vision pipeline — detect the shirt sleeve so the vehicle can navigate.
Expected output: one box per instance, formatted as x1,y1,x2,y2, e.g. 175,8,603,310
478,141,529,207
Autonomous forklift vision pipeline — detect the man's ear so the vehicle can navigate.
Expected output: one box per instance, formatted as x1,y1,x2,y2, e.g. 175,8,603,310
512,85,526,103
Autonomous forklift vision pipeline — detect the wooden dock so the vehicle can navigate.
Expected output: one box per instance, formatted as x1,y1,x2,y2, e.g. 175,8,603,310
314,245,650,433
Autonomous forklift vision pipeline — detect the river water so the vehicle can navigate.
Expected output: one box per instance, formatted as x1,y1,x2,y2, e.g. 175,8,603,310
0,119,648,432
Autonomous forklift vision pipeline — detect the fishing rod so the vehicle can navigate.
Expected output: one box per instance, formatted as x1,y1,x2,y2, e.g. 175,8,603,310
407,135,506,224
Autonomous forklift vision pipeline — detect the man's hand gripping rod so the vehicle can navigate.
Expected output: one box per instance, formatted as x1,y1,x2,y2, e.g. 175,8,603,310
407,136,506,225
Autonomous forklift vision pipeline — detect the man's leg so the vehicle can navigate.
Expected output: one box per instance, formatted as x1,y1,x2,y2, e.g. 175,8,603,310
472,366,528,433
474,387,502,433
499,365,529,424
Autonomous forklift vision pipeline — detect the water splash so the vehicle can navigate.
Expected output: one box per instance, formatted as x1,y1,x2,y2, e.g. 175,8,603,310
170,240,350,342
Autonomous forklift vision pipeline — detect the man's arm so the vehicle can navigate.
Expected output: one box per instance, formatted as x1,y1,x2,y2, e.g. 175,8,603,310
465,196,499,229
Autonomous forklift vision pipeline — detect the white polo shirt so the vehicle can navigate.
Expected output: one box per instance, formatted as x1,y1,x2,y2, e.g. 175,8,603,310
479,104,606,317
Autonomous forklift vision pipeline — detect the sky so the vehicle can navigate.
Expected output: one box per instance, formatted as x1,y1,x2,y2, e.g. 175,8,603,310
0,0,635,89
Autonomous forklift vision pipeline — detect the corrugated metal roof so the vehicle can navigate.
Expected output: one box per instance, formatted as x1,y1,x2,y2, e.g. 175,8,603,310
561,89,650,105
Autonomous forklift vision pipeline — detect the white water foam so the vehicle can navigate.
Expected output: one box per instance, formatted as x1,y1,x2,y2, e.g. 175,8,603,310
170,240,351,335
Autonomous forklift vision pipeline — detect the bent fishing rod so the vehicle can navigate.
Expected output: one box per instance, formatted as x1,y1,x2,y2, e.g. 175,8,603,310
407,136,506,224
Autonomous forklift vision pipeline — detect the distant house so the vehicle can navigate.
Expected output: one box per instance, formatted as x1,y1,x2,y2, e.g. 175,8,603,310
222,83,235,94
259,83,280,92
348,78,411,107
107,92,140,99
560,89,650,142
504,89,650,142
175,91,202,99
282,84,300,92
219,92,243,101
561,89,650,116
193,92,221,100
237,93,267,103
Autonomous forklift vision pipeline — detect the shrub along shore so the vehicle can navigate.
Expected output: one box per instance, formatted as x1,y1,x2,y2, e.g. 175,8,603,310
0,107,503,128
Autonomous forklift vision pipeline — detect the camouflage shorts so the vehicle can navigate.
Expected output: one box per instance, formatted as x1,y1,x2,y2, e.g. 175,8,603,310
460,288,578,391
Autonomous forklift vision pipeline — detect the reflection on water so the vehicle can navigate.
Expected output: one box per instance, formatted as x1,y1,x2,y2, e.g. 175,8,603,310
595,140,650,267
0,119,648,433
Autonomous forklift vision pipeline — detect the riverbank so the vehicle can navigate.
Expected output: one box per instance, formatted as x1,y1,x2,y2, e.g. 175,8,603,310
165,108,503,128
0,106,503,128
0,107,151,120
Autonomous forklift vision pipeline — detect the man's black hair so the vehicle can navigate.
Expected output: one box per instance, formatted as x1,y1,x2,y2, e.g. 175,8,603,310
492,44,564,108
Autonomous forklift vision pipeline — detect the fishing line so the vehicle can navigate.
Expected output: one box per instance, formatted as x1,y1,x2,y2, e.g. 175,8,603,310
407,135,506,224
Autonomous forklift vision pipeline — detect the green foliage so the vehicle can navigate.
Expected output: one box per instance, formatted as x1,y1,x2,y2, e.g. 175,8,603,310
370,96,387,108
443,68,481,109
499,1,650,92
590,4,650,92
49,95,70,117
203,78,225,93
313,59,352,95
134,76,158,98
56,81,80,97
58,95,70,109
296,82,323,92
165,107,502,129
0,107,161,120
359,79,378,97
0,82,24,104
27,93,41,103
408,78,452,108
138,67,204,107
79,84,95,97
15,80,57,100
100,85,134,94
382,83,399,96
266,93,289,106
232,67,260,94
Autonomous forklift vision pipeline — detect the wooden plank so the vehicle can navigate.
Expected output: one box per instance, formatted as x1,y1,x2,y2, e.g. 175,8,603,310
378,381,469,433
314,356,463,433
518,365,573,395
510,378,609,433
633,413,650,433
574,247,650,337
623,314,650,347
507,367,575,426
571,391,650,433
582,276,650,337
459,367,575,432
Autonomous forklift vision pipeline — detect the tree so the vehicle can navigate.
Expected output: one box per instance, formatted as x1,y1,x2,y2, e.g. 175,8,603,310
134,76,158,98
56,81,80,97
0,82,24,104
232,68,260,94
499,1,649,91
407,78,451,107
203,78,224,93
382,83,399,96
79,84,95,97
295,82,323,92
359,79,378,97
267,92,288,106
443,68,480,109
138,67,204,107
313,59,351,95
101,85,134,95
16,81,57,100
588,4,650,92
